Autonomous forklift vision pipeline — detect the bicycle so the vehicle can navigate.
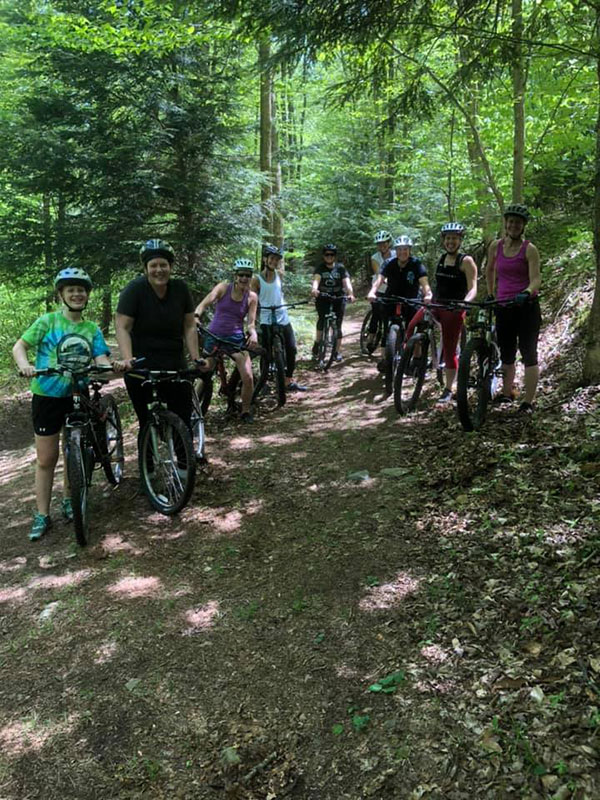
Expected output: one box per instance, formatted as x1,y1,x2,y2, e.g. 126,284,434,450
359,302,384,355
127,366,203,515
313,292,348,371
455,299,503,432
373,295,410,396
31,364,124,546
393,299,446,415
254,301,308,407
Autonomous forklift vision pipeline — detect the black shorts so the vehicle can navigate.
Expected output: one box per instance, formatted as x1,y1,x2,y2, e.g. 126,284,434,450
32,394,74,436
495,299,541,367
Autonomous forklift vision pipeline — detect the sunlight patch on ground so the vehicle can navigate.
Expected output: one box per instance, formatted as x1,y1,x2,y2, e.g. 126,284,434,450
227,436,255,451
420,644,450,664
335,663,359,679
149,529,187,541
100,534,145,555
107,575,162,599
0,586,27,604
256,434,300,447
94,640,118,664
0,714,78,756
0,556,27,574
414,679,457,694
0,451,35,486
29,569,92,591
212,509,243,534
182,600,220,635
359,572,420,612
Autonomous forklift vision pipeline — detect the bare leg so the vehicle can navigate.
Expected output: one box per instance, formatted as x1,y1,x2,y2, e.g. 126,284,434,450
232,351,254,414
502,363,516,397
523,365,539,404
34,433,60,515
445,368,456,392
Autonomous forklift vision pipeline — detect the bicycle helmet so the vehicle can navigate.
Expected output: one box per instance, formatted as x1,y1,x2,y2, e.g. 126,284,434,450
323,243,337,254
54,268,93,292
139,238,175,265
394,235,413,248
441,222,465,236
503,203,530,222
374,230,392,244
263,244,283,259
233,257,254,273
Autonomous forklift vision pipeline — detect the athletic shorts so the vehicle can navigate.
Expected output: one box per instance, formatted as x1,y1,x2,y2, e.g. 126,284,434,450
32,394,74,436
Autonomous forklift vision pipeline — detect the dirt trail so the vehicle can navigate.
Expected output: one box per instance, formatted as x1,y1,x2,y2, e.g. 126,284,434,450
0,304,599,799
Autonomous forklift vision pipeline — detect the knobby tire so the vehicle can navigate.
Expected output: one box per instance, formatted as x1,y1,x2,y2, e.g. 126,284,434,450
139,409,196,515
190,384,207,462
99,395,124,485
66,428,90,546
384,323,403,397
394,335,429,415
456,337,491,432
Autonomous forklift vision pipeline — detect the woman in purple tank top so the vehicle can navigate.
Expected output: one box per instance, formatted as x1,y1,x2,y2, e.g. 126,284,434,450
194,258,259,423
486,204,541,413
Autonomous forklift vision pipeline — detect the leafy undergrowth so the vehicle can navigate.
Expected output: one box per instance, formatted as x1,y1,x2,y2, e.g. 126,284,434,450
0,301,599,800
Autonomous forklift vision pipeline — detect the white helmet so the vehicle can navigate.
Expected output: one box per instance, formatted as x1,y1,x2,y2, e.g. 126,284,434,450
233,258,254,272
394,235,413,248
374,230,393,244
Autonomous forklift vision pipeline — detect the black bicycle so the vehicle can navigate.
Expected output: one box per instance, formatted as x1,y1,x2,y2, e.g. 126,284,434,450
128,367,202,515
31,364,123,545
359,302,384,355
255,302,308,407
456,300,502,432
313,292,348,371
393,300,445,414
374,296,411,396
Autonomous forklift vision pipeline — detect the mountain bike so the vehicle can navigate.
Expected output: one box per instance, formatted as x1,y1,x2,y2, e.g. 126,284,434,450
128,367,202,515
456,300,503,432
393,300,445,414
377,296,410,397
32,364,123,546
359,302,384,355
254,301,308,407
313,293,348,371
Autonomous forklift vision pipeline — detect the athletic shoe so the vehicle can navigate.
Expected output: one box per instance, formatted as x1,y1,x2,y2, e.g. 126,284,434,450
287,382,307,392
240,411,254,424
518,402,534,414
438,388,453,403
30,513,52,542
334,353,343,363
61,497,73,522
493,393,514,405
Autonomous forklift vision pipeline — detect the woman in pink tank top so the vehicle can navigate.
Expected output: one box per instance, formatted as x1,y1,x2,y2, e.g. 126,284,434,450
486,204,541,413
194,258,259,423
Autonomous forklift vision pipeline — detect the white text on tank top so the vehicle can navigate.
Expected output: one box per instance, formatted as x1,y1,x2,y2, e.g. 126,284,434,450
258,274,290,325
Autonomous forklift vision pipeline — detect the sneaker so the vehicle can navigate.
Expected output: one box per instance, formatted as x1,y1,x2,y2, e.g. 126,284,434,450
438,388,453,403
30,513,52,542
61,497,73,522
518,401,534,414
334,353,343,363
240,411,254,424
493,393,514,405
287,381,307,392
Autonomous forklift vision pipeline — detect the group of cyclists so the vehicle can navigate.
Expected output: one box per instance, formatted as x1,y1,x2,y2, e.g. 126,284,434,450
13,203,541,541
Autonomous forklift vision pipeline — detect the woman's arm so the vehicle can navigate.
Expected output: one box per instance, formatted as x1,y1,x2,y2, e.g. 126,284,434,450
311,273,321,298
525,243,541,294
418,276,433,303
183,312,200,361
194,282,226,319
12,338,35,376
343,275,355,302
462,256,478,303
246,292,258,344
114,313,135,369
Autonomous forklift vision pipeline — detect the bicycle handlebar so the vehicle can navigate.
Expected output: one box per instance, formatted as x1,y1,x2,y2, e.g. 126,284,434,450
28,364,115,378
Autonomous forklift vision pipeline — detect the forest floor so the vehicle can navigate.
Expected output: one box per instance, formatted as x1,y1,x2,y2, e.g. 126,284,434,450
0,301,599,800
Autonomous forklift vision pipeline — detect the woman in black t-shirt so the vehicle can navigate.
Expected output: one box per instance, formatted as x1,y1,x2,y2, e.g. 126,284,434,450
310,244,355,362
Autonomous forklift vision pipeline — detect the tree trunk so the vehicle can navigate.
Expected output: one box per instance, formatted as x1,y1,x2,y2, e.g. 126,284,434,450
42,192,53,311
259,38,273,237
271,86,283,248
512,0,525,203
101,284,112,336
583,33,600,384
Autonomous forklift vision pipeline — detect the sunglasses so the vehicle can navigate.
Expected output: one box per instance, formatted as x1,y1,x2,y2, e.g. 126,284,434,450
236,272,253,278
324,252,336,257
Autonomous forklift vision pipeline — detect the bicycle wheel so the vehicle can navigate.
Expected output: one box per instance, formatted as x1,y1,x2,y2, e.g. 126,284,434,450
322,319,338,370
272,337,287,406
393,335,429,415
99,395,124,486
456,337,491,432
66,428,90,546
190,385,207,463
384,323,404,396
138,409,196,515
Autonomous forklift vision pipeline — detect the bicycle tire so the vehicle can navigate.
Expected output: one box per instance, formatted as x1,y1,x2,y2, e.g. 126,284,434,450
322,319,338,370
393,335,429,415
99,395,124,485
190,385,207,462
384,323,403,396
456,337,491,432
138,409,196,515
272,338,287,406
66,428,90,546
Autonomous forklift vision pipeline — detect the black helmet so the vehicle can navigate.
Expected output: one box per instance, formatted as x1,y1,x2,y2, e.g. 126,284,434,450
263,244,283,259
139,238,175,266
323,243,337,254
503,203,530,222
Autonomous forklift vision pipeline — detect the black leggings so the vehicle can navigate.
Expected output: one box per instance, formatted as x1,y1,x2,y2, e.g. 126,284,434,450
315,297,345,337
260,323,297,378
124,374,192,430
495,300,541,367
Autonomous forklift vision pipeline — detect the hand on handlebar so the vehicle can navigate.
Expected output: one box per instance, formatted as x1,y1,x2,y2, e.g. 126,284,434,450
18,364,36,378
113,358,135,373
